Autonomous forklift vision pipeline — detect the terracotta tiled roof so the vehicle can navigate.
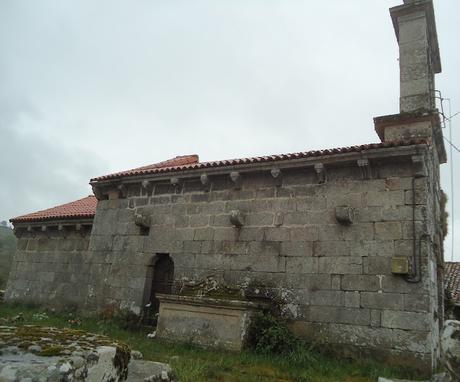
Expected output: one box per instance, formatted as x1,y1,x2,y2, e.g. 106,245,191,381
10,196,97,224
445,262,460,305
92,155,199,182
91,140,428,182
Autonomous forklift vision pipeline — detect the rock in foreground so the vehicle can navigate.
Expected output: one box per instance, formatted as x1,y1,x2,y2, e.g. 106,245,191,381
0,325,130,381
126,360,176,382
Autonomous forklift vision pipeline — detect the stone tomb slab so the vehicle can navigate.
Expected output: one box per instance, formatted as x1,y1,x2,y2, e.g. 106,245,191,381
155,294,268,351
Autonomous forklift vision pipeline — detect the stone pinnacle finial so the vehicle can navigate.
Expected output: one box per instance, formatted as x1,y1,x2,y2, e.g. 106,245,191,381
373,0,447,164
390,0,441,113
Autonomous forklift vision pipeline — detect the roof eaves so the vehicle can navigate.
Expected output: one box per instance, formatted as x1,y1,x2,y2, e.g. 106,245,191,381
90,140,429,185
10,196,97,225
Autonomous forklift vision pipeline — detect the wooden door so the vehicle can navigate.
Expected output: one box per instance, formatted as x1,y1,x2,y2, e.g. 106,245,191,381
143,254,174,325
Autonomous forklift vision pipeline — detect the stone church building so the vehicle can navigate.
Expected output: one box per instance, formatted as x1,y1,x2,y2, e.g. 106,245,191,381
5,0,448,374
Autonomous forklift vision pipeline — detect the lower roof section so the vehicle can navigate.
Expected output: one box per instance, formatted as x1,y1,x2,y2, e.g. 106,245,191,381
10,195,97,224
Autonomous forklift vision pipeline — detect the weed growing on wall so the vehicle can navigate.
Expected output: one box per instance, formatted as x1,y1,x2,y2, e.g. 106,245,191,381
246,312,296,355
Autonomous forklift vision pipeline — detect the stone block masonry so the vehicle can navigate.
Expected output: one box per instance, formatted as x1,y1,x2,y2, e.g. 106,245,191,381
81,144,443,374
4,0,447,376
5,226,92,309
4,148,444,375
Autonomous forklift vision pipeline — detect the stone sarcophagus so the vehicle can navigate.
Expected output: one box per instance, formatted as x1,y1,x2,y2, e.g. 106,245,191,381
155,294,268,351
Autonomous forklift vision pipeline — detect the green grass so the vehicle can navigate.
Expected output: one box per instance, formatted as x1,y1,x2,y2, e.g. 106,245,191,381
0,303,420,382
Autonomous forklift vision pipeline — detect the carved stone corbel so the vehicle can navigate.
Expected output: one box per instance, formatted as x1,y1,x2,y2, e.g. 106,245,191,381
141,180,154,196
200,173,211,192
229,210,244,227
117,184,128,198
134,213,151,228
170,177,182,193
230,171,242,190
92,185,104,200
274,212,284,226
13,227,23,238
270,168,283,187
200,174,209,186
412,155,428,177
357,158,372,180
335,206,355,225
314,163,326,184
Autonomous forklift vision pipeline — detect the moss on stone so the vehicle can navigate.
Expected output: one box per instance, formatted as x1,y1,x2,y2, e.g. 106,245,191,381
179,279,247,301
40,344,65,356
0,325,130,362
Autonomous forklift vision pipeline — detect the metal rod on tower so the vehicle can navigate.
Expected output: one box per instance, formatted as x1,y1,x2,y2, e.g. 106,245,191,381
448,99,455,261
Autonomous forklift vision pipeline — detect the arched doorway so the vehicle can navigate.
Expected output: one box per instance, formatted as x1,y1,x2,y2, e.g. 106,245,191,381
142,254,174,325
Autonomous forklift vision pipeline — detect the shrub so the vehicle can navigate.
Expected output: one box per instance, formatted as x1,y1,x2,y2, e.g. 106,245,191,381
99,304,142,331
115,309,142,331
99,303,118,321
246,311,297,355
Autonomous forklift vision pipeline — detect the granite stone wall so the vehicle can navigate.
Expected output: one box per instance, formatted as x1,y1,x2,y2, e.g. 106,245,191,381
84,146,442,372
4,145,443,373
5,227,92,309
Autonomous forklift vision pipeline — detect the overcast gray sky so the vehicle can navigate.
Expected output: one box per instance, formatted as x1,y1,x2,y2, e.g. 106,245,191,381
1,0,459,260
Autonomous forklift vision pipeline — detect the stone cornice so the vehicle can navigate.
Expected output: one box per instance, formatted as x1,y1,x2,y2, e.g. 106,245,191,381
374,111,446,164
90,144,428,196
13,218,93,237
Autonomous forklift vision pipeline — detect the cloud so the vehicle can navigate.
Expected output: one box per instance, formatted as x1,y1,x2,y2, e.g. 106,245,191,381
0,95,107,220
0,0,459,258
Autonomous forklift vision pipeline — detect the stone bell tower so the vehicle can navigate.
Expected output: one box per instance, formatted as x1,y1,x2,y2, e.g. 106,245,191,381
394,0,441,113
374,0,446,163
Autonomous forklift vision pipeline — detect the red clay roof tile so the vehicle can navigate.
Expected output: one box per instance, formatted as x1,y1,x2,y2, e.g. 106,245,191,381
12,140,429,224
91,140,428,182
445,262,460,305
10,195,97,224
93,155,200,182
